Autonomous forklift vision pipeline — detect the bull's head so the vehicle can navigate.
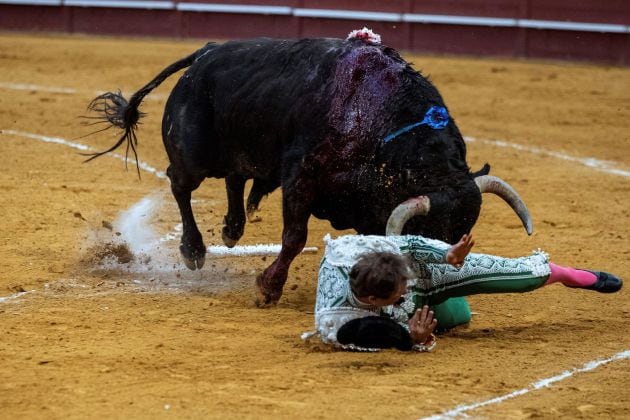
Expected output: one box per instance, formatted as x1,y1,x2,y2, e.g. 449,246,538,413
388,55,530,242
381,105,532,243
349,161,531,245
384,179,531,240
359,101,532,244
325,42,531,244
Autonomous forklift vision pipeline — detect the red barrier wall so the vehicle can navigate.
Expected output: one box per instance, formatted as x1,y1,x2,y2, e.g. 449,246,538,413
1,1,628,65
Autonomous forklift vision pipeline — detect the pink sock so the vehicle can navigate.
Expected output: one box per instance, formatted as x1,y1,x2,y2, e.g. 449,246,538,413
545,263,597,287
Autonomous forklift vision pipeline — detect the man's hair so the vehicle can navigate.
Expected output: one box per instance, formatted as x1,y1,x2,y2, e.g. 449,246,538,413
349,252,412,299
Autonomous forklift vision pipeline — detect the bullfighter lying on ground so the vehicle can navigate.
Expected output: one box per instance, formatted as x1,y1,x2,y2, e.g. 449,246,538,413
303,230,623,352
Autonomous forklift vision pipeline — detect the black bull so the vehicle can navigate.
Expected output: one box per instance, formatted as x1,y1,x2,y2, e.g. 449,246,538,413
86,37,532,305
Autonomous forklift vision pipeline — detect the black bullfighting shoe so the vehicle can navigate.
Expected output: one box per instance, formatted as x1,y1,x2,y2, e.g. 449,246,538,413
582,271,623,293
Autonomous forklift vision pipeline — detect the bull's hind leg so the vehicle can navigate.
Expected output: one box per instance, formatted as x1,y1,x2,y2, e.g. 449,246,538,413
222,175,247,247
167,166,206,270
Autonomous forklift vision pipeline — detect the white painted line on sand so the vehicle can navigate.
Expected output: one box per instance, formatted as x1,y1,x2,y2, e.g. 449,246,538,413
159,224,319,257
0,81,167,100
1,129,91,150
0,290,33,303
421,349,630,419
159,222,181,243
0,82,77,93
465,136,630,178
207,244,318,257
0,129,167,179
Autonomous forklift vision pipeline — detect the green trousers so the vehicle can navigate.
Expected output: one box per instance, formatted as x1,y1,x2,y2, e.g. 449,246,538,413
431,298,472,330
414,251,551,329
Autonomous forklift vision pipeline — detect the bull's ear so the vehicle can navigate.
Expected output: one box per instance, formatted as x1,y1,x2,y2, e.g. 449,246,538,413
472,163,491,177
337,316,414,351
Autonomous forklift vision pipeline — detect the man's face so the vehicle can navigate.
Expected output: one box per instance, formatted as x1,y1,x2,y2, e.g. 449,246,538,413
367,279,408,307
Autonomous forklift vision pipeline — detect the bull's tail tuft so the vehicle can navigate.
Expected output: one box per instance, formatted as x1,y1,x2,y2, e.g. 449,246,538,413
87,90,144,130
83,90,145,176
82,42,216,177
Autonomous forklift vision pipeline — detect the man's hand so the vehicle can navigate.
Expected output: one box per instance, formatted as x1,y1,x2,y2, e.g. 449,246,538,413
408,305,437,344
446,233,475,267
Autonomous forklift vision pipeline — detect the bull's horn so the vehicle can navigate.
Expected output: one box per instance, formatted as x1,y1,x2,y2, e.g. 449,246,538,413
474,175,533,235
386,196,431,236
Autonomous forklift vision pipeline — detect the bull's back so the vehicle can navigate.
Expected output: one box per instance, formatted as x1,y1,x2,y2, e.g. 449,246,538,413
163,38,349,178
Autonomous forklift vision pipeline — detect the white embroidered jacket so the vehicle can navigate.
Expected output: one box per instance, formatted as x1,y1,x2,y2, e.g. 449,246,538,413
311,233,451,348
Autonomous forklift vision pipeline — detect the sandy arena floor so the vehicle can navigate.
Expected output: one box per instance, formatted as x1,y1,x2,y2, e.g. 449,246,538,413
0,33,629,419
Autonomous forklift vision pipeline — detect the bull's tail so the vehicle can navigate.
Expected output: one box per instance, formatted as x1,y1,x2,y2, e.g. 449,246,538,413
83,42,216,175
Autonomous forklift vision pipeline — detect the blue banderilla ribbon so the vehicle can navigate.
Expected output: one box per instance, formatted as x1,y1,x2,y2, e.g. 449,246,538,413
383,105,449,143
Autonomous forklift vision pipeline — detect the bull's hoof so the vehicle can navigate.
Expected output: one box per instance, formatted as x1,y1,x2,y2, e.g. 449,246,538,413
182,255,205,270
222,216,244,247
254,290,278,308
179,243,206,270
246,209,262,223
255,274,282,307
221,230,239,248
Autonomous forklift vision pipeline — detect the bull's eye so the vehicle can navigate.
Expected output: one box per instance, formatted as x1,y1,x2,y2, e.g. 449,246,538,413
383,105,450,143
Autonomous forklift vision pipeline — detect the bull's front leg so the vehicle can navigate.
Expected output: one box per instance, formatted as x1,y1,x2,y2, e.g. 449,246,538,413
167,166,206,270
255,218,309,306
255,175,313,306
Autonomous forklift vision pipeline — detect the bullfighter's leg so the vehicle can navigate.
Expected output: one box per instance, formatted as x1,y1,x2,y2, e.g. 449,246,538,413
167,166,206,270
222,175,247,247
411,251,620,307
415,252,551,307
255,175,314,306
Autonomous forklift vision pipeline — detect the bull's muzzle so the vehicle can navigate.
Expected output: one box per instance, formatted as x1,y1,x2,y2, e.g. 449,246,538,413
385,175,532,236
